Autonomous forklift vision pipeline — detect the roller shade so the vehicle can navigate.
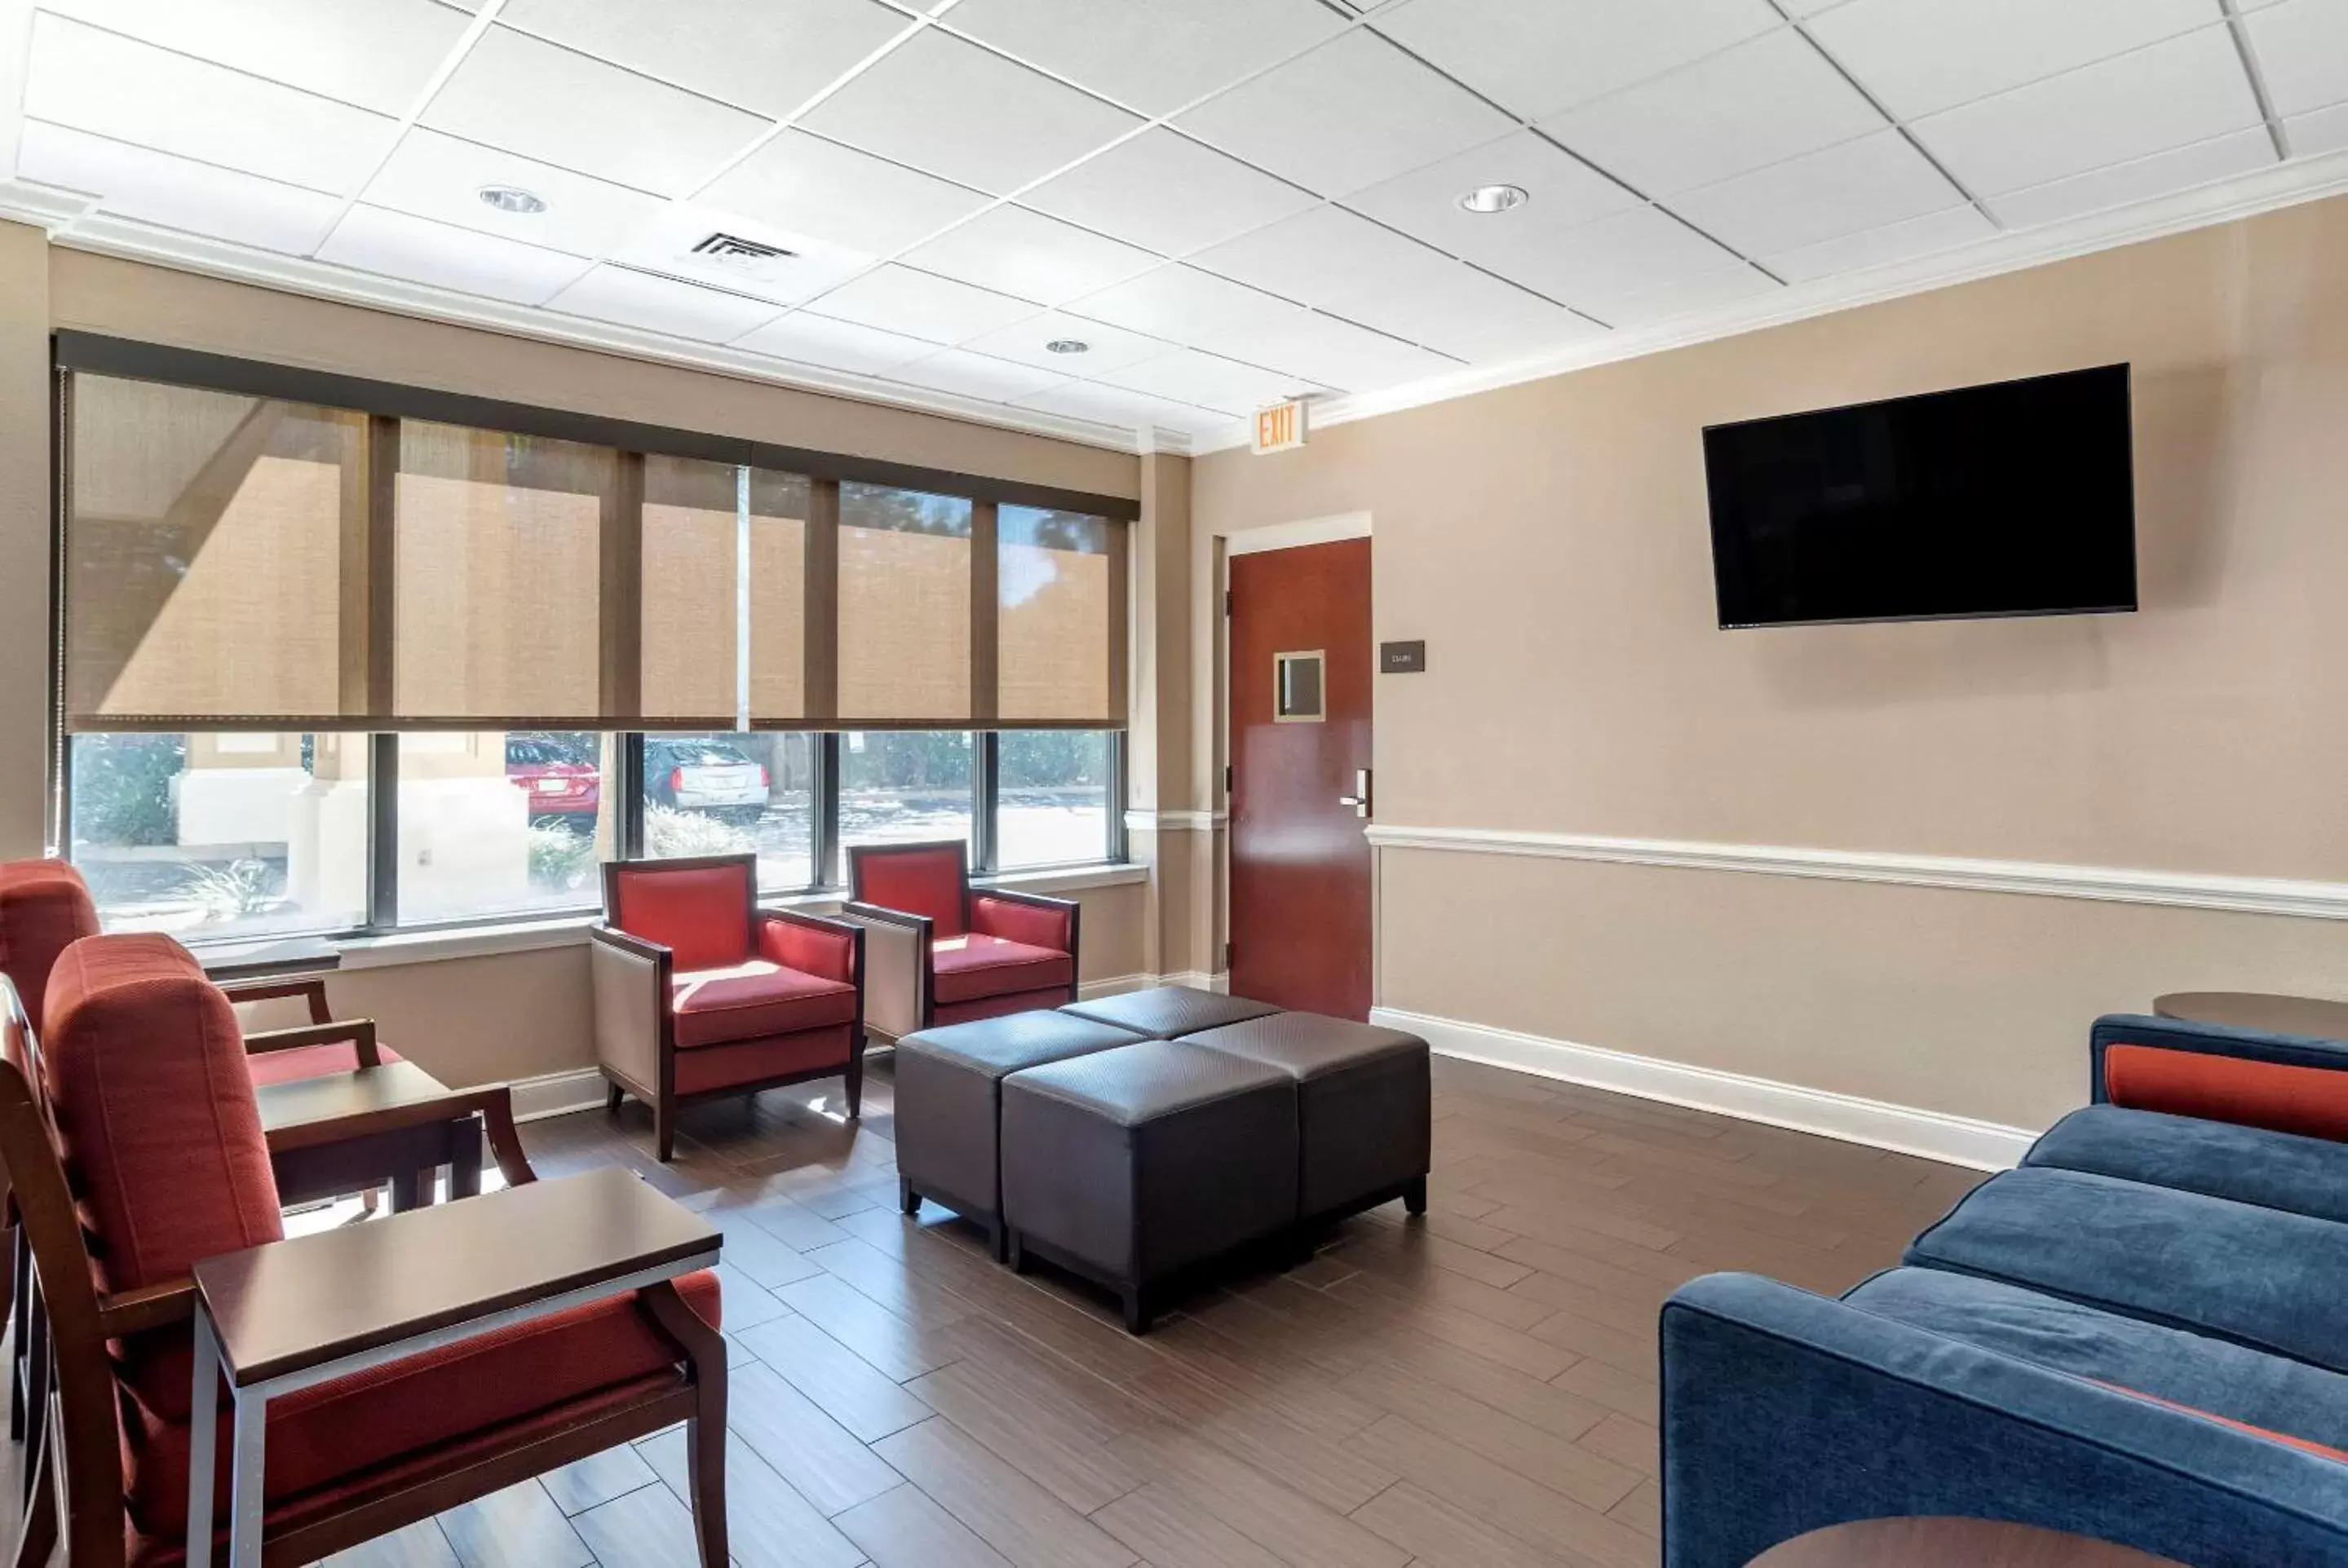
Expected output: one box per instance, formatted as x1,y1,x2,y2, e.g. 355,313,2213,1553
999,506,1122,723
837,482,972,727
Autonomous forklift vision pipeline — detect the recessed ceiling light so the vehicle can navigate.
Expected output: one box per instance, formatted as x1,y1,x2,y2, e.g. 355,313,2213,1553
1457,183,1528,215
1046,338,1090,355
477,185,547,215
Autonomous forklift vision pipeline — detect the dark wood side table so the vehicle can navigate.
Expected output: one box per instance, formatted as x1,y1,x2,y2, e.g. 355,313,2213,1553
256,1061,488,1210
2154,991,2348,1039
1751,1517,2183,1566
186,1167,721,1566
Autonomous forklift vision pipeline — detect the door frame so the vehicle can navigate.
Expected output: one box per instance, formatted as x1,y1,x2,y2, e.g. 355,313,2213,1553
1212,510,1374,1005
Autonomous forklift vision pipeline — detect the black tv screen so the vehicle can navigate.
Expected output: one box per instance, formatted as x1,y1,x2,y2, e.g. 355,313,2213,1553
1704,364,2137,629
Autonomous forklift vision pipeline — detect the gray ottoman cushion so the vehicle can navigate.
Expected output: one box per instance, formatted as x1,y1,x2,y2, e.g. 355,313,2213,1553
1001,1040,1297,1326
1183,1012,1431,1221
895,1011,1146,1243
1059,984,1282,1040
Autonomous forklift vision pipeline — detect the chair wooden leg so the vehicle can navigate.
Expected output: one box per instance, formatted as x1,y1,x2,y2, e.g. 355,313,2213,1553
845,1056,864,1120
655,1100,676,1164
640,1281,727,1568
606,1080,625,1115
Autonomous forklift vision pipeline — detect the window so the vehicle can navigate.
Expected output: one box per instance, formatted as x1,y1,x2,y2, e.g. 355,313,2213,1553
997,731,1113,868
840,731,974,864
641,731,816,892
65,732,367,940
396,730,609,924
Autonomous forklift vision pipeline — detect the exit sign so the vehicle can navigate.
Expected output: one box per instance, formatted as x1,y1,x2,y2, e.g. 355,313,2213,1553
1253,398,1307,454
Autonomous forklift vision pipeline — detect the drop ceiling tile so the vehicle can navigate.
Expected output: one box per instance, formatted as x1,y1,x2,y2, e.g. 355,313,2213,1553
1984,127,2275,229
1096,349,1324,416
318,203,594,303
1343,130,1643,266
497,0,909,118
1478,203,1740,310
1241,312,1462,395
1020,130,1318,257
732,310,936,372
1805,0,2220,121
1583,263,1783,327
35,0,471,116
1761,202,1996,283
604,203,873,304
2289,100,2348,157
1066,264,1304,350
1339,263,1607,362
24,14,399,194
960,311,1169,373
902,206,1160,306
2244,0,2348,117
360,127,670,256
422,25,772,197
1912,27,2263,196
16,120,343,253
800,29,1140,195
807,263,1040,341
700,130,991,256
1174,29,1516,198
1372,0,1782,121
886,348,1068,401
1015,379,1231,440
946,0,1345,116
546,264,789,341
1192,206,1465,321
1667,130,1962,258
1540,28,1886,197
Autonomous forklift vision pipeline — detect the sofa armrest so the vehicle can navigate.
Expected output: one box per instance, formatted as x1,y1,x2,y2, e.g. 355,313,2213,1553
589,925,668,1094
970,889,1076,955
2090,1013,2348,1141
837,903,929,1041
1660,1272,2348,1568
758,909,860,986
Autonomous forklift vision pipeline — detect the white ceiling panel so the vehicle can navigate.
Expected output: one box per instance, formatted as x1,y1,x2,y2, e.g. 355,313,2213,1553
24,14,399,194
1911,27,2262,196
16,120,344,254
318,204,593,304
1344,130,1643,267
700,130,990,257
1015,379,1231,440
2289,101,2348,157
496,0,909,120
546,263,788,341
1804,0,2221,121
1584,263,1783,326
1985,127,2275,229
1019,129,1317,258
1338,262,1606,363
1193,205,1465,322
34,0,471,116
1097,349,1324,415
422,26,771,197
946,0,1345,116
360,128,670,257
1762,202,1996,283
1475,203,1740,311
732,310,935,373
960,311,1169,374
1066,264,1304,349
1541,28,1887,197
1241,312,1463,394
807,263,1039,341
2244,0,2348,117
800,29,1140,195
1371,0,1782,121
886,347,1068,401
1175,29,1516,198
603,203,873,304
1667,130,1961,258
903,206,1161,306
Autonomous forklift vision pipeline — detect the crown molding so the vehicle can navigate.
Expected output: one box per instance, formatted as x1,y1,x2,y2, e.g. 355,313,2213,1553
1192,146,2348,456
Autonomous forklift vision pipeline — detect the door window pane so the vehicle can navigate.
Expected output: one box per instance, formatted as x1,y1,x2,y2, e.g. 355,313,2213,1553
67,732,367,940
997,731,1113,868
840,731,973,864
397,731,610,923
641,731,816,892
838,484,971,721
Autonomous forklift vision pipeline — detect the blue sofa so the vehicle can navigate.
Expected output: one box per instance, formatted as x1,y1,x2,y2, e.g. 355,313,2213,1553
1661,1012,2348,1567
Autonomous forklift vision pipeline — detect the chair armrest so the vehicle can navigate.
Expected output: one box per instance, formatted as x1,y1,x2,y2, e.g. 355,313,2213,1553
590,926,669,1093
97,1279,197,1338
836,905,930,1041
970,888,1076,954
243,1018,383,1068
758,909,860,986
2089,1013,2348,1141
217,976,334,1025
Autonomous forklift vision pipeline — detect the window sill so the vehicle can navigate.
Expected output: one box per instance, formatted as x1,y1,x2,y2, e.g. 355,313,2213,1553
324,862,1148,971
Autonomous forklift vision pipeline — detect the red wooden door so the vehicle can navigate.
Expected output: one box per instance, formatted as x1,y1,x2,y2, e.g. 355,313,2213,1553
1228,537,1372,1018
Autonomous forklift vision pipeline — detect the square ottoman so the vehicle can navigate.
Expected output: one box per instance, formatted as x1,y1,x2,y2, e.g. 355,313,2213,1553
894,1010,1146,1260
1059,984,1282,1040
1001,1040,1298,1332
1183,1011,1431,1226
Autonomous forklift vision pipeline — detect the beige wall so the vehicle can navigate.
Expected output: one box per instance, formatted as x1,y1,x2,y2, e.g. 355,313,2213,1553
0,223,50,858
1193,194,2348,1132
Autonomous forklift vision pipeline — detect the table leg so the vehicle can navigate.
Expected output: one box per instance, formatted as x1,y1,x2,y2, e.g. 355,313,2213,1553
449,1118,484,1200
228,1381,268,1568
390,1168,422,1211
187,1308,219,1561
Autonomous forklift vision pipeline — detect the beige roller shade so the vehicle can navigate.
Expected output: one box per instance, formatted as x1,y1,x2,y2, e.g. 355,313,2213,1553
999,506,1117,722
639,454,739,724
750,469,810,723
838,482,971,724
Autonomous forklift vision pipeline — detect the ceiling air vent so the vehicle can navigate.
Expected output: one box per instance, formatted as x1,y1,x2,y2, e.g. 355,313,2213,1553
692,232,796,266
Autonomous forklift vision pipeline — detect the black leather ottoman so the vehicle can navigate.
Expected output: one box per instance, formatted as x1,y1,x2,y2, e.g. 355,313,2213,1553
1059,983,1282,1040
1000,1040,1298,1332
894,1011,1146,1260
1183,1011,1431,1226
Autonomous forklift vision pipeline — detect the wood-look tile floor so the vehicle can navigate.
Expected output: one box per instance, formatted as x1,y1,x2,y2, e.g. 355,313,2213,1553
15,1053,1989,1568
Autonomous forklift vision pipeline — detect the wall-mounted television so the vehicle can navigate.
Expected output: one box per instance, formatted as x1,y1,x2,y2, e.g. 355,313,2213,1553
1704,364,2137,629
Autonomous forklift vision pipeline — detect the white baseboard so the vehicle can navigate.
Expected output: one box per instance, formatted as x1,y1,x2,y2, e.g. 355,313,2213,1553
1373,1005,2036,1172
1079,973,1156,999
1157,970,1229,993
510,1067,608,1124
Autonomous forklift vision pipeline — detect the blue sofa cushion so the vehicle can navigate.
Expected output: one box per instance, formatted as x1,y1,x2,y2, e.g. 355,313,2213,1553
1907,1167,2348,1374
1846,1267,2348,1453
2026,1105,2348,1226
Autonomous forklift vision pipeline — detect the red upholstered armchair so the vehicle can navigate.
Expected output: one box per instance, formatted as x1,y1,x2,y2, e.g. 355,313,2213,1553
840,839,1080,1042
591,853,864,1161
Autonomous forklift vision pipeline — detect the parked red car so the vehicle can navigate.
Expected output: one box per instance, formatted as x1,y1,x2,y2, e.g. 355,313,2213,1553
507,734,601,819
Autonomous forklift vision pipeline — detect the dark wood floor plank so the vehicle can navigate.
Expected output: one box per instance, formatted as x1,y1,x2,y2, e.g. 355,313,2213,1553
778,1269,967,1381
1092,1482,1289,1568
725,1359,906,1517
834,1484,1014,1568
636,1424,867,1568
1108,1427,1413,1568
1343,1414,1653,1568
735,1312,935,1442
873,1416,1139,1568
437,1480,594,1568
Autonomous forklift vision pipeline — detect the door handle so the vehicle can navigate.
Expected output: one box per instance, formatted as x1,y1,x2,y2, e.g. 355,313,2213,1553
1338,768,1372,819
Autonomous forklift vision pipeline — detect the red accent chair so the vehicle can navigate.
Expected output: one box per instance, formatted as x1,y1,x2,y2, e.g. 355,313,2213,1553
590,853,864,1161
840,839,1080,1042
0,935,726,1566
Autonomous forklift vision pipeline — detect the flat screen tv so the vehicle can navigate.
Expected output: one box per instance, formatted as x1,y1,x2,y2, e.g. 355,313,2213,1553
1704,364,2137,629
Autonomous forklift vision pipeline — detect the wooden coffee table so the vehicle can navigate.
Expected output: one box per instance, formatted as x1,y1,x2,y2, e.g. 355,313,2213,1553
2154,991,2348,1040
1751,1517,2182,1566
